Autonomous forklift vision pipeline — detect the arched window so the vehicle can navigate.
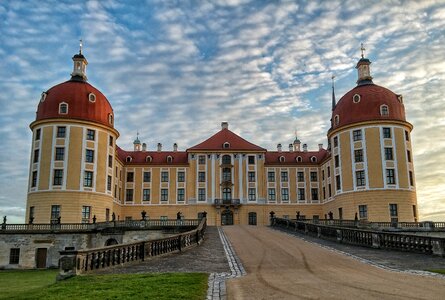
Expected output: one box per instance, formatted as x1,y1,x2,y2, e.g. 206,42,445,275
167,155,173,163
296,156,302,162
311,156,317,163
223,142,230,149
108,114,113,125
40,92,47,102
88,93,96,103
59,102,68,114
145,156,152,163
334,115,339,126
353,94,361,103
126,156,132,163
222,155,231,165
380,104,389,116
279,156,285,162
222,188,232,200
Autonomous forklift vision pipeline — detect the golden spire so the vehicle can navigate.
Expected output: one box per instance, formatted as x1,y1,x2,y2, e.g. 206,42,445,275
360,43,365,58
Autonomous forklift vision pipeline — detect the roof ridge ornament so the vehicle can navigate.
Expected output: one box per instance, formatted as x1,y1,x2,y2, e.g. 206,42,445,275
361,42,365,58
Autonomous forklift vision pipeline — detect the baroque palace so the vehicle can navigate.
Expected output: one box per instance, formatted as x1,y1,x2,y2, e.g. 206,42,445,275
26,47,418,226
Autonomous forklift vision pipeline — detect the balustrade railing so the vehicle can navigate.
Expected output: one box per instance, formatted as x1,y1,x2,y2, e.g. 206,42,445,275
299,219,445,230
58,218,207,277
271,217,445,257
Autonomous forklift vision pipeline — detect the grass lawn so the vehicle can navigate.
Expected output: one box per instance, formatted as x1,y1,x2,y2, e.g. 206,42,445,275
0,270,208,300
426,269,445,275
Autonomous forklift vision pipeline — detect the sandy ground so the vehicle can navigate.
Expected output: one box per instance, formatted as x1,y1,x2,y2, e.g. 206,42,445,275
224,225,445,300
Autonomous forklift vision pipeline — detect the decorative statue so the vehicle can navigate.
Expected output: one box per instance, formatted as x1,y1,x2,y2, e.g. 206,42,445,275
328,211,333,220
112,212,116,221
141,210,147,220
92,215,97,224
2,216,6,224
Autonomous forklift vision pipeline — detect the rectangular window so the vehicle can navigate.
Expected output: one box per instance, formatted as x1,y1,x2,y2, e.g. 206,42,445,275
383,127,391,139
177,188,184,202
248,155,255,164
109,136,113,146
31,171,38,187
143,171,151,182
177,171,185,182
108,155,113,168
310,172,317,182
55,147,65,161
126,189,134,202
85,149,94,163
126,172,134,182
322,170,325,180
409,171,414,186
323,187,326,199
356,170,365,186
336,175,341,191
57,126,66,138
51,205,60,223
35,128,41,140
353,129,362,141
53,169,63,186
107,175,112,191
29,206,35,223
407,150,411,163
81,206,91,223
334,155,339,168
389,204,398,217
9,248,20,265
198,171,205,182
311,188,318,200
354,149,363,162
161,189,168,201
384,147,393,160
333,136,338,147
86,129,95,141
246,171,254,182
281,171,288,182
198,155,205,164
143,189,151,202
413,205,417,218
328,184,332,197
281,188,289,202
297,171,304,182
405,130,409,141
161,171,169,182
268,171,275,182
386,169,396,185
359,205,368,219
268,188,276,201
198,188,206,201
84,171,93,187
248,188,256,201
297,188,305,201
327,166,331,177
33,149,39,163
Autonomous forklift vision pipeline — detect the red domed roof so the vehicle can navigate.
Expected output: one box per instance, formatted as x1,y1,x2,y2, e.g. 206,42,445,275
36,80,114,128
331,83,406,130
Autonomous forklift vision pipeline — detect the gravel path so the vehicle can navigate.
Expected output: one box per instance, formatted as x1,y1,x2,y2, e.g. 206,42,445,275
224,225,445,300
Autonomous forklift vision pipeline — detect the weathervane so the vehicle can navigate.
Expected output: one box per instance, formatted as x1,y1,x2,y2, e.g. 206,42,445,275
331,74,335,86
360,43,365,58
79,39,83,54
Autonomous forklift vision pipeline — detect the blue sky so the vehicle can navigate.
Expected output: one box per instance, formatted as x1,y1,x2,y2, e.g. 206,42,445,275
1,0,444,222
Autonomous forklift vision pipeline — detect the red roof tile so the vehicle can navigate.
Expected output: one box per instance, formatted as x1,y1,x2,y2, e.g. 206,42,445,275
116,147,188,165
188,128,266,151
265,150,329,165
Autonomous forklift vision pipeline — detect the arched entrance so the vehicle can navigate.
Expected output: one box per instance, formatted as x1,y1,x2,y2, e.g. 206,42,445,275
248,212,257,225
105,238,118,246
221,209,233,225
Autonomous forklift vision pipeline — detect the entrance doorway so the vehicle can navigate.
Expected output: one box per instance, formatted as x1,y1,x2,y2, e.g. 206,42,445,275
221,209,233,225
248,212,257,225
36,248,47,269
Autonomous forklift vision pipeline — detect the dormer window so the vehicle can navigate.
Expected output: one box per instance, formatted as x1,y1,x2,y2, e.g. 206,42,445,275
167,156,173,163
145,156,152,163
126,156,132,163
279,156,285,163
334,115,339,126
40,92,47,102
223,142,230,149
296,156,302,162
59,102,68,114
88,93,96,103
353,94,361,103
108,114,113,125
380,104,389,116
311,156,317,163
397,94,403,103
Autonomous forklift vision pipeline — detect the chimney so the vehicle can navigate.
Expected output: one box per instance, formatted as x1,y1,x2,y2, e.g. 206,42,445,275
277,143,282,152
157,143,162,152
289,144,293,152
173,143,178,152
221,122,229,130
318,143,323,150
303,143,308,152
142,143,147,151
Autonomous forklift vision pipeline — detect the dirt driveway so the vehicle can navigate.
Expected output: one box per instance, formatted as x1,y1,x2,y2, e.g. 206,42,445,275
224,225,445,300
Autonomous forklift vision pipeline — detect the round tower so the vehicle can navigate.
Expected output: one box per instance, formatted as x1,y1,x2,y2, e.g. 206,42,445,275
26,45,120,224
325,48,417,222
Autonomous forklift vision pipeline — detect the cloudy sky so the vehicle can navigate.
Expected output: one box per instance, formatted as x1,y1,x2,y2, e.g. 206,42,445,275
0,0,444,222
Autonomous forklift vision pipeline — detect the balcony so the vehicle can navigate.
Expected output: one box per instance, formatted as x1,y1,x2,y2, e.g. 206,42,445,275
214,199,241,208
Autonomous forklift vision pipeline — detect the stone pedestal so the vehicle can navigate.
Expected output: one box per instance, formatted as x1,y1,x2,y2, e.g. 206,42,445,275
57,251,78,281
372,233,381,249
336,230,342,242
432,239,445,257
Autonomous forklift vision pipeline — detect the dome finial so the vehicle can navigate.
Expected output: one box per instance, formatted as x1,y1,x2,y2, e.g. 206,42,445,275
360,42,365,58
79,38,83,55
355,43,373,85
71,41,88,81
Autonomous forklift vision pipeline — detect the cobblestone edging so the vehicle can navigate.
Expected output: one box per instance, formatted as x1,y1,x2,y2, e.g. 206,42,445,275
207,227,246,300
272,227,445,280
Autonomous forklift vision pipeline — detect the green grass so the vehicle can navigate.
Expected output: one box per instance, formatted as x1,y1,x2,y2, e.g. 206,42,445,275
0,270,208,300
426,269,445,275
